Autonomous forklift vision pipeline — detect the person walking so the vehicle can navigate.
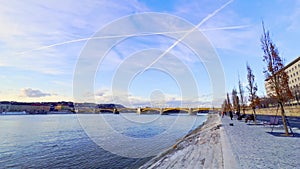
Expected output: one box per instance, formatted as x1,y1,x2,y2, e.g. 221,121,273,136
229,110,233,120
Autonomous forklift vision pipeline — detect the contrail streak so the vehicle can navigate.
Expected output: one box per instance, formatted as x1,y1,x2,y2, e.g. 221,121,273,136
201,25,250,31
15,31,187,55
14,24,247,57
15,0,236,57
141,0,234,72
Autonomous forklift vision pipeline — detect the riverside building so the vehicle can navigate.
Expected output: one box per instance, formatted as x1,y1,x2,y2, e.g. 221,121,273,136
265,56,300,104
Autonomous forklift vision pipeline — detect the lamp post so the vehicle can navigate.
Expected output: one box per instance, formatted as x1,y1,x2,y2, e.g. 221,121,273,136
296,90,299,105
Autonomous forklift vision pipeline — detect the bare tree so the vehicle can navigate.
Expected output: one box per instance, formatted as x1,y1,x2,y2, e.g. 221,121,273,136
226,92,232,111
231,88,240,113
222,99,228,112
238,75,246,115
246,63,259,123
261,22,293,135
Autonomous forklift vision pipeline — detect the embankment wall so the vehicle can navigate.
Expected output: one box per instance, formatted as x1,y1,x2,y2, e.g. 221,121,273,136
245,105,300,117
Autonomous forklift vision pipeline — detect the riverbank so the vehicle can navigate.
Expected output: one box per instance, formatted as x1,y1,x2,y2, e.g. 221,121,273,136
140,113,236,169
140,113,300,169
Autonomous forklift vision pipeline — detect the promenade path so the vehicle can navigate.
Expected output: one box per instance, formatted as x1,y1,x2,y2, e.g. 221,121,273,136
141,114,300,169
222,115,300,169
140,114,238,169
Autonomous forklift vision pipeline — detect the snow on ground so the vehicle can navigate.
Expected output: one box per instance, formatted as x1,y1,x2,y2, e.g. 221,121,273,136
222,115,300,169
140,114,233,169
140,113,300,169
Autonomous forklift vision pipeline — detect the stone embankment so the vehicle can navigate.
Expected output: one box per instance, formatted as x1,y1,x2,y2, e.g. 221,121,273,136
140,114,237,169
141,113,300,169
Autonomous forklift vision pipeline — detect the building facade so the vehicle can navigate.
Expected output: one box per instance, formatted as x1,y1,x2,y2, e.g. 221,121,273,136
265,56,300,103
0,101,11,112
0,101,74,114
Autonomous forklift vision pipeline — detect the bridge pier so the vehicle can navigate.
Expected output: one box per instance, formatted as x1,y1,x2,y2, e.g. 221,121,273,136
188,108,192,115
137,107,141,114
189,108,199,115
160,108,163,115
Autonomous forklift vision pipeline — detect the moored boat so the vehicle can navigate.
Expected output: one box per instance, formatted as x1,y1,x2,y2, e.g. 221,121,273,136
1,111,27,115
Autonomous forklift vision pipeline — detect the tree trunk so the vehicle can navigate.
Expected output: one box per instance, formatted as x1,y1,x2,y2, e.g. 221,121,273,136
252,107,257,124
279,102,289,136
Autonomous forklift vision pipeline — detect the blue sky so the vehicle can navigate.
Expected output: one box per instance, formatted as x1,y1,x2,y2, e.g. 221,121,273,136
0,0,299,107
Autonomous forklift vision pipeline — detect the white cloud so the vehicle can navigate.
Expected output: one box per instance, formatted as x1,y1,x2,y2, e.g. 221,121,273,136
0,0,149,74
91,88,216,108
21,88,51,98
4,0,292,106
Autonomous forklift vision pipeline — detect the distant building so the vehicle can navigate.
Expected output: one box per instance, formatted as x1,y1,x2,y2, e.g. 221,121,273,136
265,56,300,103
0,101,74,114
10,102,50,114
0,101,11,112
51,102,74,112
74,102,97,113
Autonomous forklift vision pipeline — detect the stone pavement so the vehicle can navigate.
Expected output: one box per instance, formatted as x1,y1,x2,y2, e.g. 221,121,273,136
221,115,300,169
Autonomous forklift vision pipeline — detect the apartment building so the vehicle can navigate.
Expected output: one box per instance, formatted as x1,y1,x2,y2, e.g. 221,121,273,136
285,57,300,93
265,56,300,101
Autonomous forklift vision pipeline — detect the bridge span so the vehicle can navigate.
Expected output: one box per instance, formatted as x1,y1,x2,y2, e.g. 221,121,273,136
95,107,210,115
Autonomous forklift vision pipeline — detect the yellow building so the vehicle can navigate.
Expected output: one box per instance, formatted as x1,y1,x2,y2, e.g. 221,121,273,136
55,104,62,111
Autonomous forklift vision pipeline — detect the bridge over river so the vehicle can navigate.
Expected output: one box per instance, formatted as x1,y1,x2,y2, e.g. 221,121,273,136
95,107,211,115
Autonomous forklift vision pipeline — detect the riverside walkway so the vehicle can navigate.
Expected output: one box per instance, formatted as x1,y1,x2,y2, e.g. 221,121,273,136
141,114,300,169
222,115,300,169
140,114,237,169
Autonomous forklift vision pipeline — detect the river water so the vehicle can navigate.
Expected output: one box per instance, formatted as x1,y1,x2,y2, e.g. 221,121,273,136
0,113,206,168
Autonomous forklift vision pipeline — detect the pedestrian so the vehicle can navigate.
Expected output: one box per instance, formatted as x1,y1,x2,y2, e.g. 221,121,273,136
236,110,241,120
229,110,233,120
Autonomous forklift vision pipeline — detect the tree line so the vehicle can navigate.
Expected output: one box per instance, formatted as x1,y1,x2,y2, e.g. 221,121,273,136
221,22,293,136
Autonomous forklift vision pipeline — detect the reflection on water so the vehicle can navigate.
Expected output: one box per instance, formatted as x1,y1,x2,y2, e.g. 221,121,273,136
0,113,206,168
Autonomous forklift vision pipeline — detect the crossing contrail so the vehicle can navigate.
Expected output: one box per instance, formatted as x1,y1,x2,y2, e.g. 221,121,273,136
142,0,234,72
15,31,188,55
15,0,237,57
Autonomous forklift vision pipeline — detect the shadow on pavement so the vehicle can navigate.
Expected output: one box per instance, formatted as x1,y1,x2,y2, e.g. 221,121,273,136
266,132,300,138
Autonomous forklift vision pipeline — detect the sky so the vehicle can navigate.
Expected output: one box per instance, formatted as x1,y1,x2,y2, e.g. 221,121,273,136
0,0,300,108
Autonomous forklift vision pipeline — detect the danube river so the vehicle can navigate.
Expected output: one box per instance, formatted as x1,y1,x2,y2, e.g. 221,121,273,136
0,113,206,168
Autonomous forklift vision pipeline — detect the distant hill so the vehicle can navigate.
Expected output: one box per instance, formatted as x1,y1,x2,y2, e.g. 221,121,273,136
97,104,125,109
